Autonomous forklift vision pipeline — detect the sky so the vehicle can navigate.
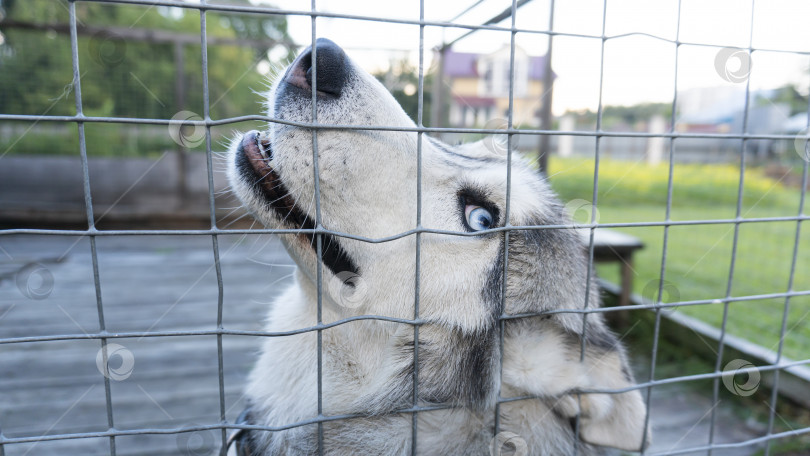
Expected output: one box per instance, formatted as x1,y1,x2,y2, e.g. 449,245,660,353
254,0,810,116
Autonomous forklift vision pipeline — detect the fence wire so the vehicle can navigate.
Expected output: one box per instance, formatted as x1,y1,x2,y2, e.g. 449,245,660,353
1,0,809,455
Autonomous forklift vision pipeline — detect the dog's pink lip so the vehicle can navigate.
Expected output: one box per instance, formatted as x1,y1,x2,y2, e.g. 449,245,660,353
242,131,273,176
240,130,299,215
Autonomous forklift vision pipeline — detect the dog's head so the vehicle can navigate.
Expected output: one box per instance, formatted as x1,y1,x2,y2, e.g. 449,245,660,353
229,38,648,452
228,39,564,326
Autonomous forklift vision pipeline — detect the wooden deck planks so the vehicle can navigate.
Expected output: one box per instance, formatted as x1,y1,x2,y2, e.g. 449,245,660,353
0,234,764,455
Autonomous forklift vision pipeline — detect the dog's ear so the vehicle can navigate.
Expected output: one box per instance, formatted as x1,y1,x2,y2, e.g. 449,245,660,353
503,322,650,452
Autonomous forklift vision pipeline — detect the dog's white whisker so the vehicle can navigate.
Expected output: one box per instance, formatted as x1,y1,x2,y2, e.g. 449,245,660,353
221,212,251,229
246,258,297,268
247,272,298,304
213,188,237,197
217,206,244,220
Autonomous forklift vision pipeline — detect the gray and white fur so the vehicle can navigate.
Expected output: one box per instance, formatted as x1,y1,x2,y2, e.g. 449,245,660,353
227,38,649,455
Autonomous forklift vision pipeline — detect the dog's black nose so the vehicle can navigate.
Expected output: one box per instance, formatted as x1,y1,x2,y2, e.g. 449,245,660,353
285,38,347,97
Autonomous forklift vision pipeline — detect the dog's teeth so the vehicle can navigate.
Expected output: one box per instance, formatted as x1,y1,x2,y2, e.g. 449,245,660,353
255,132,268,160
258,133,273,162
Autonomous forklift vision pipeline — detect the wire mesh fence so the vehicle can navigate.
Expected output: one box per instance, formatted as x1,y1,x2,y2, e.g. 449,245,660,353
1,0,809,455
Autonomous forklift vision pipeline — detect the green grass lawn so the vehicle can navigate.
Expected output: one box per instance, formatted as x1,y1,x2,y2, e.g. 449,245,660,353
547,156,810,361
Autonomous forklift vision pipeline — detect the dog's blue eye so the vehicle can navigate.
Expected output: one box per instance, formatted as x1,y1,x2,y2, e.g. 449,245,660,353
465,205,493,231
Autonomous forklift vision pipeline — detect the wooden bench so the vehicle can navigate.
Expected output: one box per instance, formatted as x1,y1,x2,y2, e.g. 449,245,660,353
580,229,645,308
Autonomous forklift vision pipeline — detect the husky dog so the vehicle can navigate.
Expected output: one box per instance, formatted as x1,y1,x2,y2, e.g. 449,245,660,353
227,38,649,455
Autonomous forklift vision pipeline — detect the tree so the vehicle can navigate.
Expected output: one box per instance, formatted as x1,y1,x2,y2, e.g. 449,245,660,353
564,102,672,130
0,0,294,155
760,84,808,116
